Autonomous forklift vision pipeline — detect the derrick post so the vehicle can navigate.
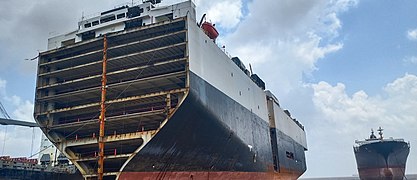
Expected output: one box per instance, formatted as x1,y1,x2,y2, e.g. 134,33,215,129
98,34,108,180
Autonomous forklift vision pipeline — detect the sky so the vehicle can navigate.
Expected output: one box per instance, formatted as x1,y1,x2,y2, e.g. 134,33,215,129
0,0,416,178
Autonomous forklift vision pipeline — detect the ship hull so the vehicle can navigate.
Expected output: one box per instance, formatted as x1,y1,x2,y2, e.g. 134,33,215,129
357,167,406,180
119,171,299,180
120,72,305,179
0,168,82,180
34,4,307,178
354,140,409,180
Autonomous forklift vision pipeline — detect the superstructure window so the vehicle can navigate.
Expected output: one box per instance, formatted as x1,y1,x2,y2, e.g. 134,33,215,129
61,38,75,47
125,18,143,29
92,21,99,26
81,31,95,41
100,15,116,23
117,13,126,19
84,23,91,28
127,6,144,18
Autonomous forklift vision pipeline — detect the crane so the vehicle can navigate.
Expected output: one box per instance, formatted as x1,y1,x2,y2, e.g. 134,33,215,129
0,100,38,127
0,100,11,155
0,100,11,119
0,100,38,156
0,117,38,127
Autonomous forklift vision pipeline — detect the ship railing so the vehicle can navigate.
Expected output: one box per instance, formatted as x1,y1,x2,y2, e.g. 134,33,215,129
41,88,185,116
78,1,145,21
0,161,48,171
356,138,405,144
291,118,305,131
41,17,186,64
38,31,186,76
66,133,97,141
76,148,129,160
63,114,165,141
64,127,149,141
355,139,378,145
37,46,186,90
37,71,186,104
56,103,176,126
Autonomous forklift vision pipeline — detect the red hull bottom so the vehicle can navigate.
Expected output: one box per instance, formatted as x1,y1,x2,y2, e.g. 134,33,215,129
119,171,301,180
358,167,406,180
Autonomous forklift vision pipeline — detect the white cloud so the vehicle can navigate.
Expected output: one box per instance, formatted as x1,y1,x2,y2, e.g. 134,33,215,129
308,74,417,176
0,0,119,74
219,0,354,95
11,98,34,121
407,28,417,40
312,74,417,129
384,73,417,98
403,56,417,64
0,79,35,123
162,0,243,29
0,78,41,157
312,82,385,126
228,35,343,96
204,1,242,29
0,79,6,98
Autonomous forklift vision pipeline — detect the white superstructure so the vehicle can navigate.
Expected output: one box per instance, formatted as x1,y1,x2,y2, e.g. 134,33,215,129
48,1,195,50
187,19,269,122
38,134,57,165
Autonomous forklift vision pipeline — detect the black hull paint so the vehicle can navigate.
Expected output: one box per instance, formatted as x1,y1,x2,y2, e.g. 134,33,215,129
354,140,409,180
270,128,306,173
122,72,306,176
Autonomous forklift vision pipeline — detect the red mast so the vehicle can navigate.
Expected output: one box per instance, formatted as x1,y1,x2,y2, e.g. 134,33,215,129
98,34,108,180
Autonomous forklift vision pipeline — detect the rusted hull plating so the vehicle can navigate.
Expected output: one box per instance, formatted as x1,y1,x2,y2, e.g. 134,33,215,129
358,167,406,180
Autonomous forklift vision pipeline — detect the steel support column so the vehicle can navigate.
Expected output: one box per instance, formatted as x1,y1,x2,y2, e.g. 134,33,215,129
98,35,108,180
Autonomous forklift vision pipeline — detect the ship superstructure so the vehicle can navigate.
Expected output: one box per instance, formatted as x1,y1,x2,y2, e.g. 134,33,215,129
34,1,307,179
354,127,410,180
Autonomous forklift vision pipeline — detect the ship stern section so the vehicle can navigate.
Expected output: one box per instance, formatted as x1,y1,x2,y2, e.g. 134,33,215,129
34,1,308,179
34,17,189,179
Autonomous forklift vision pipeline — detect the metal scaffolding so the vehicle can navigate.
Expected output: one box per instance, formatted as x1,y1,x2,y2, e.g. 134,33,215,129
34,19,188,179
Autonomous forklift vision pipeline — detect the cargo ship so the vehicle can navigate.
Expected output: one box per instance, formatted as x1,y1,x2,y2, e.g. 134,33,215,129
34,0,307,179
354,127,410,180
0,156,82,180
